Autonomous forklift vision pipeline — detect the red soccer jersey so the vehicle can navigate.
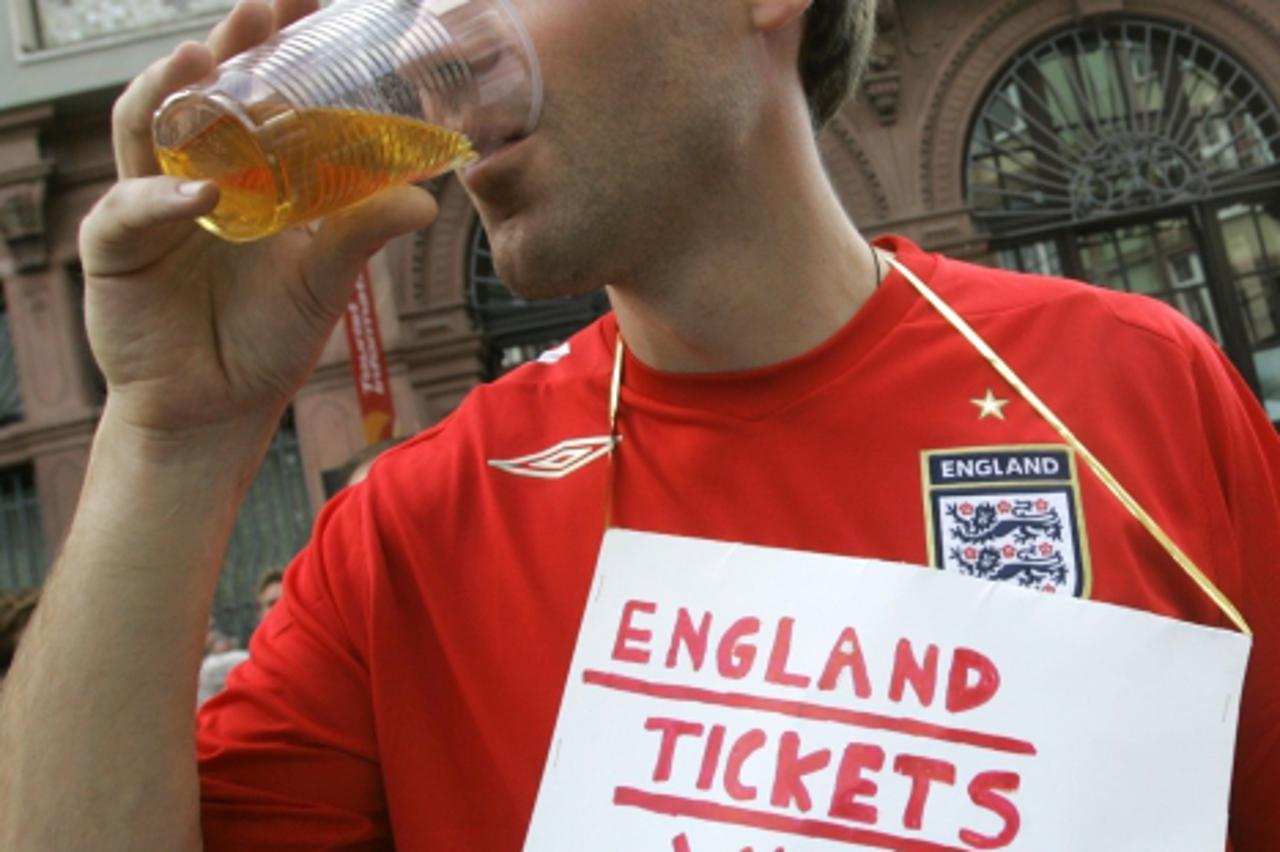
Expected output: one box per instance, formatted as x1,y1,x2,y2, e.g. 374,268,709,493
198,236,1280,850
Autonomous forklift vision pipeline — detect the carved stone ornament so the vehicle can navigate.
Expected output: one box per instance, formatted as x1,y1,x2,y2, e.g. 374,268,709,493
862,0,902,126
0,179,49,274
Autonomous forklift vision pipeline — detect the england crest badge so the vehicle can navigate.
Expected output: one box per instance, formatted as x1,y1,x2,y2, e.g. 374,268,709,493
922,446,1092,597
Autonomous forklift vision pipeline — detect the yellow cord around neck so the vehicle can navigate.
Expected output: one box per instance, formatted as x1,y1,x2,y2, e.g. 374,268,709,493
885,256,1250,636
601,257,1251,637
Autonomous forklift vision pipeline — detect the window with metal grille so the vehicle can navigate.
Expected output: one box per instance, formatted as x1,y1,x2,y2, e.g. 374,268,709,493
211,411,314,646
967,18,1280,232
0,464,48,591
970,18,1280,422
467,223,611,379
0,289,23,426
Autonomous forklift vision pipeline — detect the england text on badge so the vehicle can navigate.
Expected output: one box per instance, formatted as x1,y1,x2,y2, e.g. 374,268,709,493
922,446,1091,597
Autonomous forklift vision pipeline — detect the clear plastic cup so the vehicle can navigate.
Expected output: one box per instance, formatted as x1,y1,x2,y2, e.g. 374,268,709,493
152,0,541,242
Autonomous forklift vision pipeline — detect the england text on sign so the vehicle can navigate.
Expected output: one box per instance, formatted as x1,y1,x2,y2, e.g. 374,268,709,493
524,530,1249,851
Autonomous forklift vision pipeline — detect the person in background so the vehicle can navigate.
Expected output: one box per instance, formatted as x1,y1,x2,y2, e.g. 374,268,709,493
255,568,284,625
198,568,284,708
196,645,248,708
203,615,237,657
198,612,247,707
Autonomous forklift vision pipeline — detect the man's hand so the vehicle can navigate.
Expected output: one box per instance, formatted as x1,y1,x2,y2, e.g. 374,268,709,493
0,2,437,848
82,0,437,442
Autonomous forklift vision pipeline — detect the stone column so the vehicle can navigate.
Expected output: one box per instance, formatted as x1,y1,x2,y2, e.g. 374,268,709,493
0,105,102,561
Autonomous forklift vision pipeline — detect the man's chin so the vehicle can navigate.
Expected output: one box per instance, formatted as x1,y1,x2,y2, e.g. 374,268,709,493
486,230,605,302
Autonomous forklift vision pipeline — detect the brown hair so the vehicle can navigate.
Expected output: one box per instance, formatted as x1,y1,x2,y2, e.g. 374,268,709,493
799,0,879,129
256,569,285,597
0,588,40,675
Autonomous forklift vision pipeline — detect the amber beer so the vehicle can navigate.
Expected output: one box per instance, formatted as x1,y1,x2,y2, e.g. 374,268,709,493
151,0,541,241
156,107,475,242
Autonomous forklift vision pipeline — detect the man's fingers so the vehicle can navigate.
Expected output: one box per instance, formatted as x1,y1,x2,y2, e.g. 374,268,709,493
303,186,439,317
112,42,215,179
205,0,277,63
80,178,219,276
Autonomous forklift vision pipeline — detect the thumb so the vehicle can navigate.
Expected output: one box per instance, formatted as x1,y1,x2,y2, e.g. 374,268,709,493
304,184,439,315
79,177,219,276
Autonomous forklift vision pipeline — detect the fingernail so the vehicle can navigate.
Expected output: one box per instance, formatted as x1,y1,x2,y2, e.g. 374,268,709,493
177,181,207,197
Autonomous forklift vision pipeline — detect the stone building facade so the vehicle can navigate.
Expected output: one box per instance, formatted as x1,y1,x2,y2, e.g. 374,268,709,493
1,0,1277,634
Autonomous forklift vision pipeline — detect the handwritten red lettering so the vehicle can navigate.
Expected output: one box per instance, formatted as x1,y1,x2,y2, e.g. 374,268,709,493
594,603,1032,847
583,670,1035,755
717,617,761,679
697,724,726,791
959,771,1022,849
627,606,1008,720
816,627,872,698
770,731,831,812
828,743,885,825
946,648,1000,714
889,639,939,708
894,754,957,830
725,729,767,801
613,600,657,664
765,618,812,689
621,711,1027,849
666,608,712,671
645,717,704,783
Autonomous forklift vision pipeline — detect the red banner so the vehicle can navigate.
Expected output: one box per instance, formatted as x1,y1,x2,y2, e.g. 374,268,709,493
343,266,396,445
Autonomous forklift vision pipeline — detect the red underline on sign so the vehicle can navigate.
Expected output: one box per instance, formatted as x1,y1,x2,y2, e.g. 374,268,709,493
582,670,1036,756
617,787,967,852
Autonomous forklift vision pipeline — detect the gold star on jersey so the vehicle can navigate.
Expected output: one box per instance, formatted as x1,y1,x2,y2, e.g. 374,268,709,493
971,389,1010,421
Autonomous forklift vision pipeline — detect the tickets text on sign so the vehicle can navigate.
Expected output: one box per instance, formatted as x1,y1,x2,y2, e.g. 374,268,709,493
602,599,1030,851
525,532,1247,852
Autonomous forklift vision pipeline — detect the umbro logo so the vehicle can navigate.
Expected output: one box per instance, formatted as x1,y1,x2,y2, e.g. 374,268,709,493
488,435,619,480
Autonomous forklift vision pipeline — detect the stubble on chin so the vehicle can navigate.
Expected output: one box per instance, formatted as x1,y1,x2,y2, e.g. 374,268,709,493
471,121,643,301
481,204,616,302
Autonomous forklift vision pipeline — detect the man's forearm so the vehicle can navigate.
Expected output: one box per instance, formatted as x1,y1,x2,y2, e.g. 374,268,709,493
0,404,278,850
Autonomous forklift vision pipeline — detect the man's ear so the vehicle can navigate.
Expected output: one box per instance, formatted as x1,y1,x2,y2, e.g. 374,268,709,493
747,0,812,33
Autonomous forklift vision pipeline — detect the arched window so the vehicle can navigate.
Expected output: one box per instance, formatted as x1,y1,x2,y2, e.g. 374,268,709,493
467,223,610,378
967,18,1280,422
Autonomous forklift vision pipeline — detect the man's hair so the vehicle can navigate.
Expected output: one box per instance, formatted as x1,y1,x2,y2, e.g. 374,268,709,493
0,588,40,676
256,569,285,597
799,0,879,130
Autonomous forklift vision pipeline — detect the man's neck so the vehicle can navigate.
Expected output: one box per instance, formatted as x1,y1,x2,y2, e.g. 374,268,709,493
606,125,880,375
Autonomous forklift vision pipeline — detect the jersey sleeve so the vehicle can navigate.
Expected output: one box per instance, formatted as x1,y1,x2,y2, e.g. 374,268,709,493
196,485,390,849
1189,341,1280,852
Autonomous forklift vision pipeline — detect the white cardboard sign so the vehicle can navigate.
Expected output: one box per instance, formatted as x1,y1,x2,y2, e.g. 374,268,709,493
524,530,1251,852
